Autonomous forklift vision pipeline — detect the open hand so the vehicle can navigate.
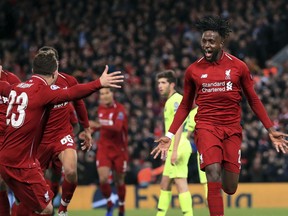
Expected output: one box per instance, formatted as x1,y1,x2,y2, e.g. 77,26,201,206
151,136,171,160
268,130,288,153
99,65,124,88
79,128,92,151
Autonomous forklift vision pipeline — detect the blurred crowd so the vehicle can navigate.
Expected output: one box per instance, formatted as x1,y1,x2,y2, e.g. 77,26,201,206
0,0,288,184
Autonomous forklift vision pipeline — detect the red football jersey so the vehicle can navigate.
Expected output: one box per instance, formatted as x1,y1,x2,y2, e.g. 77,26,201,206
0,71,21,134
169,51,273,134
0,75,101,168
41,72,88,143
97,101,128,152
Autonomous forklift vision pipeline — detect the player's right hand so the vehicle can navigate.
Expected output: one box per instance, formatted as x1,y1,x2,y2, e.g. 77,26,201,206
99,65,124,88
0,65,2,78
151,136,171,160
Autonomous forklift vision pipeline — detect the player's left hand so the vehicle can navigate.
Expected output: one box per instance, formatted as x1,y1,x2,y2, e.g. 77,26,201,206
268,129,288,153
151,136,171,160
0,65,2,78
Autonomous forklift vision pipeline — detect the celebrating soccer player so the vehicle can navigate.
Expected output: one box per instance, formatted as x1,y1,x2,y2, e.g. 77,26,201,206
35,47,92,216
0,51,123,216
0,66,21,216
155,70,194,216
152,16,288,216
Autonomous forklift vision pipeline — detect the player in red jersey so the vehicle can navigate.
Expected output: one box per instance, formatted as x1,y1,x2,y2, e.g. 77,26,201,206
34,46,92,216
0,66,21,216
85,88,128,216
0,51,123,216
152,16,288,216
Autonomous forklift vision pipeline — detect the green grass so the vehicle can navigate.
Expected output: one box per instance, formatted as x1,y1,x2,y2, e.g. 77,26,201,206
66,208,288,216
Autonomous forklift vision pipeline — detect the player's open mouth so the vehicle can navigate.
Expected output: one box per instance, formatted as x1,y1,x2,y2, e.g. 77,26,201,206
205,50,213,58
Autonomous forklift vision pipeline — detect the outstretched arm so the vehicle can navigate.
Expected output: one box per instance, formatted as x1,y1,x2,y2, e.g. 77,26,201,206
46,65,124,104
152,69,196,160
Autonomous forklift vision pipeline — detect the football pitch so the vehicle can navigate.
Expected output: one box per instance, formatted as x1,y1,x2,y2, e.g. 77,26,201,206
67,208,288,216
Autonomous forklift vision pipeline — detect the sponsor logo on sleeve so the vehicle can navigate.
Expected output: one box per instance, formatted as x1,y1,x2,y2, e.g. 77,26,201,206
199,154,204,164
50,85,60,90
117,112,124,120
44,191,50,202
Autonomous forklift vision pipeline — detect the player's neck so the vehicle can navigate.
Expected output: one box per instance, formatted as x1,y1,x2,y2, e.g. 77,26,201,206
35,74,55,85
168,90,177,98
104,101,114,107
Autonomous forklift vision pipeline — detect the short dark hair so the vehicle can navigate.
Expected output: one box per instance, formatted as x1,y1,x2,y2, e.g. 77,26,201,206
195,16,232,39
38,46,59,60
33,50,58,76
156,70,177,84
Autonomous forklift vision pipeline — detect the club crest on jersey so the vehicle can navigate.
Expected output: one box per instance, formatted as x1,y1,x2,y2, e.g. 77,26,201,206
50,84,60,90
225,69,231,80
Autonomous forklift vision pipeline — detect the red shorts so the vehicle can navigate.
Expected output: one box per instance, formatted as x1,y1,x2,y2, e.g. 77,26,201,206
96,148,128,174
37,133,76,172
0,164,54,212
194,123,242,173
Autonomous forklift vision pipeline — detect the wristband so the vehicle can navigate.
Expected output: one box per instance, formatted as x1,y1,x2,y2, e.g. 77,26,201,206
165,132,174,139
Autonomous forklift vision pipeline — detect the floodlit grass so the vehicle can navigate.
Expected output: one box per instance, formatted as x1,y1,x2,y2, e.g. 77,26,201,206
66,208,288,216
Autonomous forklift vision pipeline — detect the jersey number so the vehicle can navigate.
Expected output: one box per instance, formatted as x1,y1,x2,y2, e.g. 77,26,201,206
6,90,28,128
60,135,74,146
